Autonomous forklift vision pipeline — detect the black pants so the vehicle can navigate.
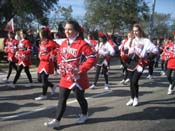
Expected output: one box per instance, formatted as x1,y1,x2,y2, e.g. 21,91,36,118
148,60,154,76
161,60,167,72
38,72,53,95
154,55,160,68
93,65,108,86
7,61,17,79
13,64,33,84
128,70,142,99
56,87,88,121
166,68,175,89
122,62,129,80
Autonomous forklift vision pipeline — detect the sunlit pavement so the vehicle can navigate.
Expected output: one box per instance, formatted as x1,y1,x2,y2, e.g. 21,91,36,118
0,57,175,131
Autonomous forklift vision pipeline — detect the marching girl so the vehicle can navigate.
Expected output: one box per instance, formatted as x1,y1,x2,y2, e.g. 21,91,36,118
119,32,133,84
3,31,18,82
160,38,169,76
126,23,158,107
35,27,59,101
154,39,162,68
89,32,115,90
8,30,33,88
164,37,175,95
146,38,158,79
106,34,117,68
44,20,96,128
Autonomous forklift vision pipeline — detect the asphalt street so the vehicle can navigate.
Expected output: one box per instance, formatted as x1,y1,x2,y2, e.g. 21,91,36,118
0,57,175,131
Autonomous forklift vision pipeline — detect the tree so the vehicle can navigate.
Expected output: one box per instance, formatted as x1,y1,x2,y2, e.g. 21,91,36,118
0,0,58,29
170,18,175,34
48,5,73,31
152,13,172,38
84,0,149,33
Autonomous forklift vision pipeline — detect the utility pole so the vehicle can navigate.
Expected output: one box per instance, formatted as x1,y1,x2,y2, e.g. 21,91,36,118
150,0,156,38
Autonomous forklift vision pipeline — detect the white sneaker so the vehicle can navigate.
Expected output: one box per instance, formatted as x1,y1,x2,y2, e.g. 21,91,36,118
35,95,47,101
7,83,15,88
120,79,125,84
89,84,96,89
76,114,88,124
44,119,60,128
160,71,165,76
50,85,57,95
167,84,173,95
133,97,139,107
104,84,110,90
24,83,32,88
124,78,130,84
126,99,133,106
146,75,152,79
119,65,123,69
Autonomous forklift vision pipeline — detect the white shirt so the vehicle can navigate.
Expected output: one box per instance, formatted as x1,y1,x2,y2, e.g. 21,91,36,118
95,41,115,56
129,37,158,58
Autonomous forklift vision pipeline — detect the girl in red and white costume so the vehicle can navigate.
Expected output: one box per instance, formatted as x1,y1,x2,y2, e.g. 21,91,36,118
35,28,59,101
119,32,133,84
89,32,115,90
44,20,96,128
160,38,169,76
8,30,33,88
126,23,158,107
3,31,18,82
164,37,175,95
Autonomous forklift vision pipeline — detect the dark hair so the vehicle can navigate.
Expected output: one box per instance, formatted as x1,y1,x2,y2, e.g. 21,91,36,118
20,29,27,35
40,27,51,39
66,20,84,39
168,36,174,41
20,29,28,39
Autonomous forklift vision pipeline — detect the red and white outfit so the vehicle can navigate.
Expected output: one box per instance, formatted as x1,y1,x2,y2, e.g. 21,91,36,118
165,42,175,94
95,40,115,66
15,39,32,66
57,37,96,90
160,42,172,62
128,37,158,72
119,38,131,62
4,38,18,62
37,40,59,75
164,42,175,69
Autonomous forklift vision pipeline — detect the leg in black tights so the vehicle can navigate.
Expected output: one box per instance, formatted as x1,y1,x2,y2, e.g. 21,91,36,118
102,65,109,84
93,66,102,86
24,66,33,83
56,87,71,121
40,72,53,95
73,88,87,115
129,70,142,99
13,65,24,84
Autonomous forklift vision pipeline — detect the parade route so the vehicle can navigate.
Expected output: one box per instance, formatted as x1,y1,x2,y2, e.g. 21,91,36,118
0,58,175,131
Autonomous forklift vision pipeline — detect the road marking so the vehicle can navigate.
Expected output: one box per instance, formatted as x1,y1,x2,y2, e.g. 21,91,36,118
0,90,112,121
